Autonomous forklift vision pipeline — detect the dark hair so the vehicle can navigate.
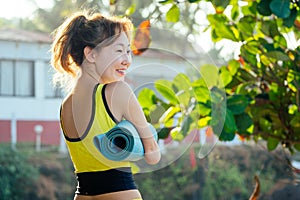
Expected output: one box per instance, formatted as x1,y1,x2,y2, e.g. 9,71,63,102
51,11,133,77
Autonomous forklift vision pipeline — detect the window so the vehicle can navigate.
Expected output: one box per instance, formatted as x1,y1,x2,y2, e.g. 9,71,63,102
0,60,34,97
44,63,63,98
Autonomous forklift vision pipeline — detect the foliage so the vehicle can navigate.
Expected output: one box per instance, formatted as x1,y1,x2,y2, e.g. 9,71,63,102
134,144,294,199
135,145,200,200
0,145,39,200
135,156,196,200
131,0,300,154
202,159,248,199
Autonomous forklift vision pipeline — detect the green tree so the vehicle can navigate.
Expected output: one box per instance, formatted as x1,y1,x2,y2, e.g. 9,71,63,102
133,0,300,154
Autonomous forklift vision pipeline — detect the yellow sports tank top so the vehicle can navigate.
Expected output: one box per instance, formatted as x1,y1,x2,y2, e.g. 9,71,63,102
61,84,130,173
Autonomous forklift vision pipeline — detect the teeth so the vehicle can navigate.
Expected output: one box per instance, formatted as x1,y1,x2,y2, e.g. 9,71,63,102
116,69,126,74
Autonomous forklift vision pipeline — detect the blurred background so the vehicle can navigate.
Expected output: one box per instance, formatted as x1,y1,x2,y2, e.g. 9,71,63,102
0,0,300,199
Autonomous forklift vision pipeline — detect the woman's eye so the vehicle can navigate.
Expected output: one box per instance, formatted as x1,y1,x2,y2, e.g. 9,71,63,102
127,50,131,54
116,49,123,53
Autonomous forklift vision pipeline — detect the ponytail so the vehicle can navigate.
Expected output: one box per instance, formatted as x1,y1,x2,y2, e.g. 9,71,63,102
51,13,87,77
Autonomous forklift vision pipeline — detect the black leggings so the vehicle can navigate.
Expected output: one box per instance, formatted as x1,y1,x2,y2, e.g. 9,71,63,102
75,167,137,195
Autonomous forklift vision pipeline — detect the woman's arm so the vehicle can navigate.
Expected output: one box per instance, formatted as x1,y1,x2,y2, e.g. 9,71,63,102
105,81,161,165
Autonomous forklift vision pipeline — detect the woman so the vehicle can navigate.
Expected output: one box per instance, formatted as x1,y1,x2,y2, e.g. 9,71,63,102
51,11,161,200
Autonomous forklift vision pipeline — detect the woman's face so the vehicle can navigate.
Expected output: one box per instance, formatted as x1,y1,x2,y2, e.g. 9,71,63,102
95,31,132,84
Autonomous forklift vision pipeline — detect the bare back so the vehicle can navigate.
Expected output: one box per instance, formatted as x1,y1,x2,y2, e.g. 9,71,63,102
60,82,97,139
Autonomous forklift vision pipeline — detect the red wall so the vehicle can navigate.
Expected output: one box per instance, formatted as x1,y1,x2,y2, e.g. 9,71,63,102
0,120,11,142
0,120,61,145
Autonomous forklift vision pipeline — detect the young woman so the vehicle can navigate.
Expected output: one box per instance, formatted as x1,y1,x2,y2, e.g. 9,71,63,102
51,11,161,200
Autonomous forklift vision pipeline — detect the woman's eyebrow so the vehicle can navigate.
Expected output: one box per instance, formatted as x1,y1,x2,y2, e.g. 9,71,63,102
114,43,131,48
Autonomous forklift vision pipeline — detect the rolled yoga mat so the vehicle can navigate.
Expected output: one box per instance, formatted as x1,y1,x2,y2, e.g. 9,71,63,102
93,120,158,162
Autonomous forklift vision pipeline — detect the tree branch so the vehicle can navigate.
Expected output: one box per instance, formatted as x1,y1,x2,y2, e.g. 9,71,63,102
252,131,300,145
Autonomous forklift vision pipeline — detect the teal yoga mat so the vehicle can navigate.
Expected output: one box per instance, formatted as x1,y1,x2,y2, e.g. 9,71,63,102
93,120,158,161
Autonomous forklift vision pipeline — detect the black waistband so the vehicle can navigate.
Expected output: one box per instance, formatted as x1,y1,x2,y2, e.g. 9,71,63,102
75,167,137,195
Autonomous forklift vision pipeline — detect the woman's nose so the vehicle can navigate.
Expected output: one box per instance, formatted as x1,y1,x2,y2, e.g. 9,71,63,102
121,52,132,67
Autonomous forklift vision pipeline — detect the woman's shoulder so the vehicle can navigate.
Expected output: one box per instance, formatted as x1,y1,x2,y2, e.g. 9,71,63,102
105,81,134,97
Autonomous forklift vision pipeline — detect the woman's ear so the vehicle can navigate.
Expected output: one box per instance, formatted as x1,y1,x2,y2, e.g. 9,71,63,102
84,46,95,63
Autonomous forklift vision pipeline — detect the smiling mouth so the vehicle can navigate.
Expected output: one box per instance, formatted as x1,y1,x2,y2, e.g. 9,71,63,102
116,69,127,76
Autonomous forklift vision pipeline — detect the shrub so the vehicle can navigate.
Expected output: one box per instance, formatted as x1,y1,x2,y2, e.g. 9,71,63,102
0,146,39,200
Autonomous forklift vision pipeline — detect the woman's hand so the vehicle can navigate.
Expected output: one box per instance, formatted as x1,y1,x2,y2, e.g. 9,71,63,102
142,137,161,165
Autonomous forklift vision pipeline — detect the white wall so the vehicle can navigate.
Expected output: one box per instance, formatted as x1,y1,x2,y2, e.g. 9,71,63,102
0,40,61,121
0,40,50,60
0,97,61,120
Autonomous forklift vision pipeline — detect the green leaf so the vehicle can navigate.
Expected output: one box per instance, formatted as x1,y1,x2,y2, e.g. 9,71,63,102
283,8,298,28
159,106,181,124
198,116,211,128
149,105,166,124
172,73,192,107
235,112,253,134
227,59,239,75
207,14,239,42
219,129,236,141
199,64,219,88
260,54,272,66
155,80,179,105
170,127,184,141
207,14,226,25
237,15,256,39
223,108,238,134
138,88,156,108
236,68,256,82
166,4,180,22
219,67,233,87
211,0,230,13
210,86,226,104
211,0,230,8
231,2,240,20
177,90,191,108
194,86,210,103
218,24,239,42
188,0,201,2
173,73,191,92
125,4,136,16
242,40,261,54
241,1,258,16
270,0,291,19
219,109,238,141
267,137,279,151
261,20,280,37
211,101,227,135
198,102,211,116
257,0,272,16
265,51,290,61
181,115,194,136
157,127,170,139
274,35,287,49
210,28,220,42
227,95,249,115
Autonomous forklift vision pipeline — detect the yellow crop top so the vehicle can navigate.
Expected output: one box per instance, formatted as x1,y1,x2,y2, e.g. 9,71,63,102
60,84,131,173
